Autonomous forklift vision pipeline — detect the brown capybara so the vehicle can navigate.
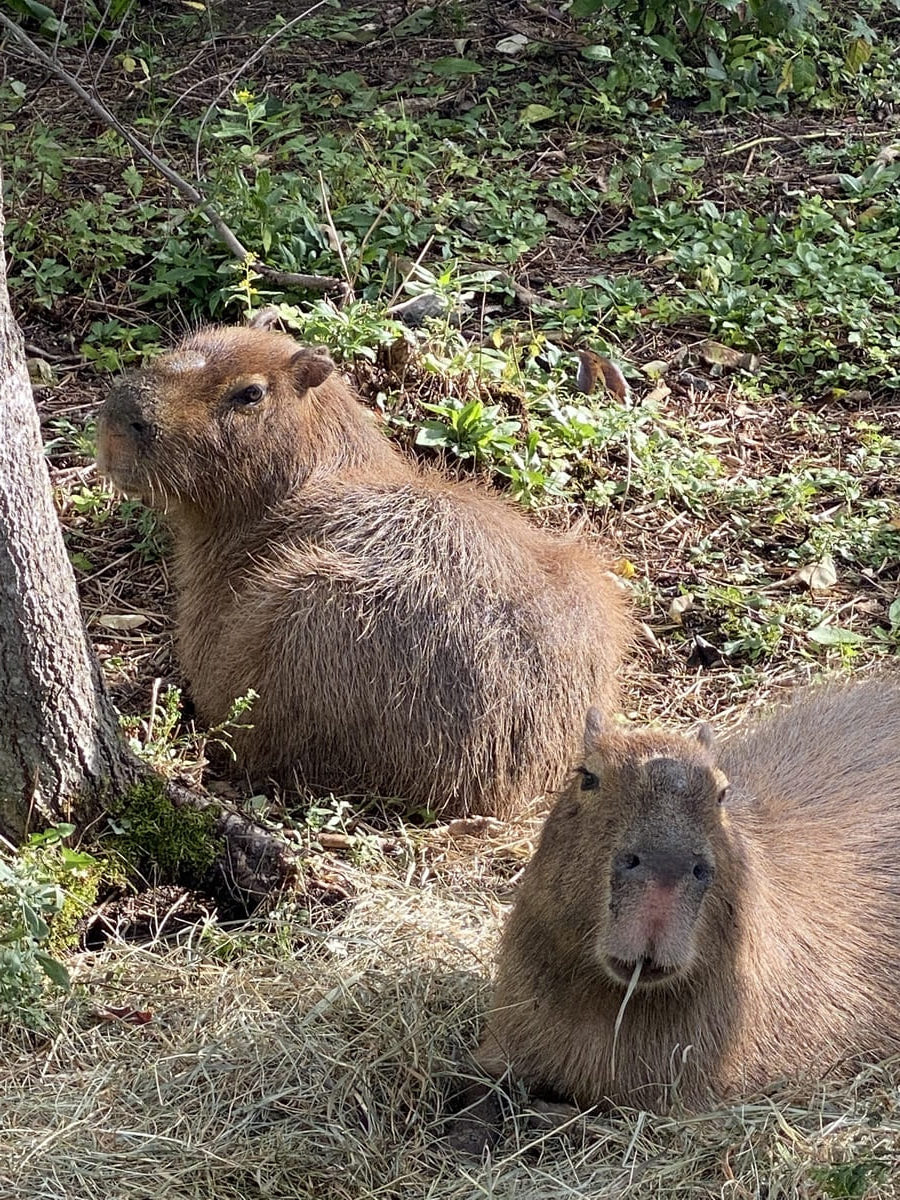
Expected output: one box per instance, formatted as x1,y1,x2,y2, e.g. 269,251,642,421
476,678,900,1111
95,319,631,817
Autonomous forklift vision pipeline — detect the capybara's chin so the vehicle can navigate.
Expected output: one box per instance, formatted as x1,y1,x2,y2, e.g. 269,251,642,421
95,320,633,818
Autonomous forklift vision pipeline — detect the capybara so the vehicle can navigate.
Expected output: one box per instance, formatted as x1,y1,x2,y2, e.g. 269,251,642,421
476,678,900,1110
95,319,631,817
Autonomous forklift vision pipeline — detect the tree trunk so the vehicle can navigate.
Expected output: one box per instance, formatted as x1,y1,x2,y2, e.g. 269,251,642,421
0,194,141,843
0,190,295,903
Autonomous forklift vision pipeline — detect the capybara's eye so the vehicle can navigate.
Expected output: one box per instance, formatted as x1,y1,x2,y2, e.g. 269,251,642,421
231,383,265,407
717,784,730,805
576,765,599,791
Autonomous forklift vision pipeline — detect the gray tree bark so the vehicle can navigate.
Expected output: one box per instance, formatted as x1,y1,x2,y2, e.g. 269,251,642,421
0,192,139,842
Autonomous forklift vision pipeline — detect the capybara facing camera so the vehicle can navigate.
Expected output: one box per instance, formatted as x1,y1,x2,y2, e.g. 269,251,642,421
96,320,632,817
476,678,900,1112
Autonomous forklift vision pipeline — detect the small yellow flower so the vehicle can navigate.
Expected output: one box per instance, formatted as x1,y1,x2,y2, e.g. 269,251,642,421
234,88,254,106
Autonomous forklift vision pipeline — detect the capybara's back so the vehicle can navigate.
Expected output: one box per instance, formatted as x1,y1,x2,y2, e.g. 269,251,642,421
96,322,632,817
477,678,900,1110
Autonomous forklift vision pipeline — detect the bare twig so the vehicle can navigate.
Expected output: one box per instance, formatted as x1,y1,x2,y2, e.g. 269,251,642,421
317,170,352,288
386,234,436,308
0,11,350,302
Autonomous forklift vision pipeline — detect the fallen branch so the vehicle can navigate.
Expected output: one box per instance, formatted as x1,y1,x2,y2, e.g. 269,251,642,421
166,781,298,908
0,13,351,303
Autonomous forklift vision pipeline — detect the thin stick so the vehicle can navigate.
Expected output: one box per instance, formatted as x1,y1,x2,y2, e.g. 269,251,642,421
0,12,350,301
386,234,436,308
318,170,351,288
351,198,397,293
145,676,162,748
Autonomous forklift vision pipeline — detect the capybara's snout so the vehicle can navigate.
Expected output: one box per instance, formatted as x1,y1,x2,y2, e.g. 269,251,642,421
96,380,158,485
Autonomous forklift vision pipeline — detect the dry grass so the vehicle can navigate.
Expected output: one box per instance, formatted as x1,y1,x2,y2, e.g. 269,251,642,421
3,843,900,1200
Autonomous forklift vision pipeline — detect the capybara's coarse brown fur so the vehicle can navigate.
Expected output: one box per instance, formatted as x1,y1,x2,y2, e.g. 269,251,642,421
477,678,900,1110
95,322,631,818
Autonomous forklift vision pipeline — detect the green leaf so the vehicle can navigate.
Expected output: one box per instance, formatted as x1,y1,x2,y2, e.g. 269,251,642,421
569,0,605,13
122,165,143,197
21,903,50,941
415,423,452,447
808,624,866,647
647,35,681,64
327,71,367,94
790,55,818,91
580,44,612,61
845,37,873,72
8,0,62,31
427,57,482,77
519,103,555,125
391,7,434,36
888,598,900,632
33,951,71,991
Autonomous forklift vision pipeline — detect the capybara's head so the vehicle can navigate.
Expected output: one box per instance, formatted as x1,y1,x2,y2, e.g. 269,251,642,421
96,323,335,512
532,709,735,991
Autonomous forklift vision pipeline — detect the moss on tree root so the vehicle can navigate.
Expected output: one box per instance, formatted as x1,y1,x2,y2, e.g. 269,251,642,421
107,777,221,882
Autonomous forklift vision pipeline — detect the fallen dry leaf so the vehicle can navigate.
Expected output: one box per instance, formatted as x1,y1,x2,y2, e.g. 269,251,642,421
645,382,671,405
445,816,505,837
317,832,355,851
790,555,838,592
641,359,670,379
668,594,695,624
639,622,661,650
575,349,630,400
697,339,760,373
93,1005,154,1025
98,613,149,631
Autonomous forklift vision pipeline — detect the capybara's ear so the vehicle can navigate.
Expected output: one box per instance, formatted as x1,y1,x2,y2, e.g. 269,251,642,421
291,348,335,393
584,706,604,753
248,306,283,330
695,722,715,752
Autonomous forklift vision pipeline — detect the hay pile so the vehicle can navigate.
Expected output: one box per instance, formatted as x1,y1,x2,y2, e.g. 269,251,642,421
2,851,899,1200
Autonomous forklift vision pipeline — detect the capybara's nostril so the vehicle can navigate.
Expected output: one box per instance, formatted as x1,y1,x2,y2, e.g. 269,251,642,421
692,857,715,890
100,383,156,446
614,851,641,879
